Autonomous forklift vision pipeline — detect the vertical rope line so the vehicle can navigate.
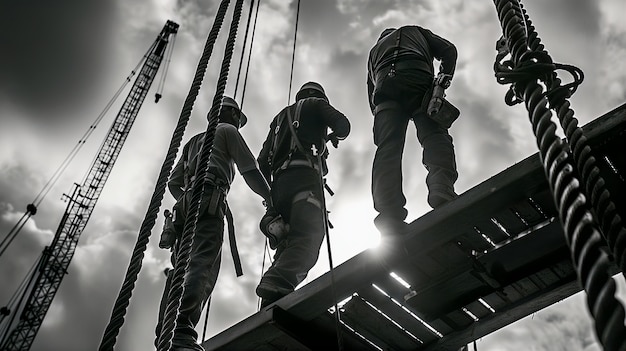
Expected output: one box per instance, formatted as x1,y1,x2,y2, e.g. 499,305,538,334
287,0,301,104
240,0,262,110
157,1,244,349
234,0,255,100
315,155,344,351
97,5,230,350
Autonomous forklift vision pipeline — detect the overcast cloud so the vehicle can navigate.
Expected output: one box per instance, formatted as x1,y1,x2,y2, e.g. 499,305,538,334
1,0,625,350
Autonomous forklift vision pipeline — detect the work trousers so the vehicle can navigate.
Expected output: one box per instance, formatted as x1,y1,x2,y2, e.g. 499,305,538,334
371,67,458,221
260,167,325,294
155,188,225,350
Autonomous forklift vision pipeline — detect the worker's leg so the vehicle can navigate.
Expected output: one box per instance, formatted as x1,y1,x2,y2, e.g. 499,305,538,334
257,189,325,305
172,214,223,350
372,102,411,232
413,113,458,208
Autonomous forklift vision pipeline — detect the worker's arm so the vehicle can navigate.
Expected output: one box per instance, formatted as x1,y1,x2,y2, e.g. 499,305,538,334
367,74,376,115
422,27,457,78
318,100,351,142
168,148,187,200
225,124,272,205
256,120,275,183
241,169,272,207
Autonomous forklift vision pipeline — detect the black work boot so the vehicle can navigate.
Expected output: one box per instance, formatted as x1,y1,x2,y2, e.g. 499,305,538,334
374,214,409,236
256,281,289,308
427,184,459,209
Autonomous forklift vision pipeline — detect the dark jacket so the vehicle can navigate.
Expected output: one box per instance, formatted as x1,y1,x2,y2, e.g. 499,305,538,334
367,25,457,112
258,97,350,182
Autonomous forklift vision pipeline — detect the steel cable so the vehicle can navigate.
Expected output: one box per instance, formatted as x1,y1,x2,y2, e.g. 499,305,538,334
493,1,626,350
156,0,244,349
97,5,230,350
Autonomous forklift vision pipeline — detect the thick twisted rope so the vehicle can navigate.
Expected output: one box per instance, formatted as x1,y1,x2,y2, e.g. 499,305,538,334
502,1,626,281
97,3,231,350
156,0,244,349
516,8,626,280
493,1,626,350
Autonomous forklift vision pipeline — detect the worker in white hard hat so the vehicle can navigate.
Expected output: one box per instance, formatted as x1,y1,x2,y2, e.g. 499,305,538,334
155,96,270,351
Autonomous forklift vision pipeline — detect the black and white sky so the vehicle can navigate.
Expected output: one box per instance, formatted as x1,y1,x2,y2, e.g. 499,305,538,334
1,0,625,350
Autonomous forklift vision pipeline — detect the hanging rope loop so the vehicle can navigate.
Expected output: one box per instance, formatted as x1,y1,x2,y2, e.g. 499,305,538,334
492,2,626,350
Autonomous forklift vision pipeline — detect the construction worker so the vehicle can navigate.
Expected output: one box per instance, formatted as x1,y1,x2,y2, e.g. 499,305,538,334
367,26,459,234
256,82,350,308
155,96,271,351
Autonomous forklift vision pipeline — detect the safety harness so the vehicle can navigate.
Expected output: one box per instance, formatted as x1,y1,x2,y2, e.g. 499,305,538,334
268,99,324,177
163,140,243,277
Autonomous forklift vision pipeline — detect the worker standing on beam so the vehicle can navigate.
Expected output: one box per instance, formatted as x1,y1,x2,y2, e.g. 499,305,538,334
256,82,350,308
367,25,460,235
155,96,271,351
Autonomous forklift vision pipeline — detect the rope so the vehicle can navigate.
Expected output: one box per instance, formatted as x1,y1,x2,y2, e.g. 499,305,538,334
493,1,626,350
157,0,245,349
286,0,301,104
518,6,626,280
97,6,230,350
233,0,255,100
239,0,262,110
0,56,146,258
315,155,344,351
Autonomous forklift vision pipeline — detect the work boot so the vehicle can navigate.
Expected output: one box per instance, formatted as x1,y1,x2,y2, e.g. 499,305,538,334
256,281,290,308
374,214,409,236
427,184,459,209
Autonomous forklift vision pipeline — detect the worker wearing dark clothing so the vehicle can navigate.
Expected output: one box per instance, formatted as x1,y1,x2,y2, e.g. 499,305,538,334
155,96,271,351
367,26,459,234
256,82,350,308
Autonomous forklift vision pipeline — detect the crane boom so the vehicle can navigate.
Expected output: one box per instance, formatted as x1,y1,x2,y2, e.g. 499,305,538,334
0,20,179,351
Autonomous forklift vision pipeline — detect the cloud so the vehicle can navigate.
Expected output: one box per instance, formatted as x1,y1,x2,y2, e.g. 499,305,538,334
0,0,119,123
2,1,626,350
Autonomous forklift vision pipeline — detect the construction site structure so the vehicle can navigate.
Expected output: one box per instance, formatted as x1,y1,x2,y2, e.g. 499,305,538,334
0,20,179,351
201,102,626,351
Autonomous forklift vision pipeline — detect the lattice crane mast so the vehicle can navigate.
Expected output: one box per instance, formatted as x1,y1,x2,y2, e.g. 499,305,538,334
0,20,179,351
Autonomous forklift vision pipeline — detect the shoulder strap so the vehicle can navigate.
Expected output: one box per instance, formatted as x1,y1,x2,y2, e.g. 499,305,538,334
225,202,243,277
269,113,286,169
389,28,402,76
286,100,311,159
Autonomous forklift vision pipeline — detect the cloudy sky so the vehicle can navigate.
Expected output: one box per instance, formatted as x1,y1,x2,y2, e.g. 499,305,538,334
1,0,626,350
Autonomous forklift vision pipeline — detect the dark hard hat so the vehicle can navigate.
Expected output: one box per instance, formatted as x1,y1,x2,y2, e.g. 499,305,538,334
221,96,247,127
295,81,328,102
378,28,396,41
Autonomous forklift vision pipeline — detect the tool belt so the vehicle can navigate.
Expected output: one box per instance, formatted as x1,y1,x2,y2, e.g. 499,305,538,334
421,87,460,129
274,158,320,177
159,175,244,277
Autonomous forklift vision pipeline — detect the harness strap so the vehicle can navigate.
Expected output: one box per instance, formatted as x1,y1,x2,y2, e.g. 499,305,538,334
388,28,402,77
292,190,322,209
225,203,243,277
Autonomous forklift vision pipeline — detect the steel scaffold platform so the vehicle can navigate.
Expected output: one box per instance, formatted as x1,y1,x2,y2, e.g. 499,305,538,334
203,104,626,351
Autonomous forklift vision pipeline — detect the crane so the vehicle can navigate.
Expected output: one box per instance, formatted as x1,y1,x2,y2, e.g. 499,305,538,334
0,20,179,351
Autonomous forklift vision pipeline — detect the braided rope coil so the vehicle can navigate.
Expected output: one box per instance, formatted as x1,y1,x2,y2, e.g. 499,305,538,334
493,1,626,350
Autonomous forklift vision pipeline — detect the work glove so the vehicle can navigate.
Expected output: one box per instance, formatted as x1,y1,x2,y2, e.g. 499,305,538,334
326,132,340,148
